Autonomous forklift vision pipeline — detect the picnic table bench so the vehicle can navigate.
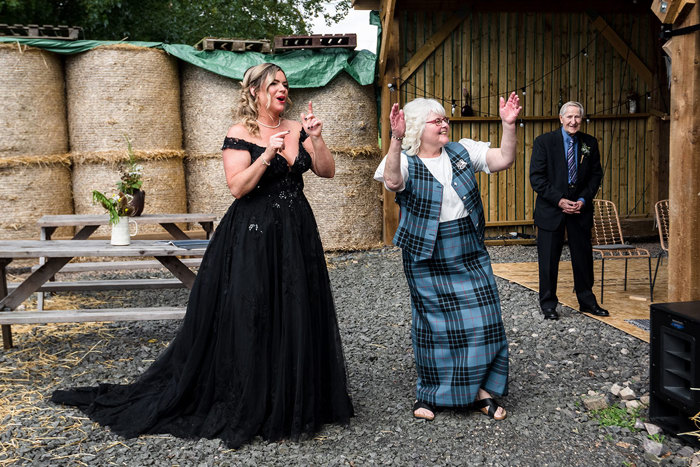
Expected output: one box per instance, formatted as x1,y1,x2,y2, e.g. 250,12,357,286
0,239,208,349
32,213,217,307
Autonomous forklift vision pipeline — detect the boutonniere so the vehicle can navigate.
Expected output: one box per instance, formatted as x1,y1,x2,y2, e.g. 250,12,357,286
455,159,468,170
580,143,591,164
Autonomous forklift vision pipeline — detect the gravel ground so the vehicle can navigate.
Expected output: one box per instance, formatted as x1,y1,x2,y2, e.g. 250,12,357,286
1,243,698,466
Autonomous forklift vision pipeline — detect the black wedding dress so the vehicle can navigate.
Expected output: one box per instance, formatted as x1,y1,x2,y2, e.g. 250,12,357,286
51,130,354,448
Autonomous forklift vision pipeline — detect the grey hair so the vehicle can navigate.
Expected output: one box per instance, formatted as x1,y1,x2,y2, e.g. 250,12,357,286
402,98,446,156
559,101,584,117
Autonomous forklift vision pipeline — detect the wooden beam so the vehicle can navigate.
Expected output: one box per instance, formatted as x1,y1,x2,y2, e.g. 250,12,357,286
378,0,397,78
651,0,695,23
589,14,654,88
399,13,467,84
664,4,700,302
380,9,401,245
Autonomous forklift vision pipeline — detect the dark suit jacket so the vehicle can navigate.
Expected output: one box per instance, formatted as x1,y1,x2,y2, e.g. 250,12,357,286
529,129,603,231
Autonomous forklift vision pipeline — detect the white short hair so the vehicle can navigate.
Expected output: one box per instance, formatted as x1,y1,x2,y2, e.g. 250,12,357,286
401,98,446,156
559,101,584,117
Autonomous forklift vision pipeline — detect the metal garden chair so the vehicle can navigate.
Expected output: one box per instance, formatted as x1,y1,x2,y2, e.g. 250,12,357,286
591,199,652,303
651,199,669,301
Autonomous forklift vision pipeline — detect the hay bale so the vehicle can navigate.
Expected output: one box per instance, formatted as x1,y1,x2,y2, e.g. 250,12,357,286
293,72,378,148
303,149,383,251
66,44,181,152
0,44,68,158
180,63,240,155
71,150,187,235
0,155,73,240
185,154,232,219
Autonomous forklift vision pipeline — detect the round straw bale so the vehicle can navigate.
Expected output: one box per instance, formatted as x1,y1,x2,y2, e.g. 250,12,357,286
0,44,68,158
293,72,378,148
181,63,240,155
71,150,187,235
303,149,383,251
66,44,181,152
184,153,233,219
0,156,73,240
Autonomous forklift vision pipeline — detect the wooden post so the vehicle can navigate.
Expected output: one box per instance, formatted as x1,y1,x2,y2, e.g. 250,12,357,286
661,4,700,301
379,1,401,244
1,259,13,349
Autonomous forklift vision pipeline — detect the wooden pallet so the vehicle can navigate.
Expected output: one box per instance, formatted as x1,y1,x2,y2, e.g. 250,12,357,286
0,23,82,40
194,37,271,53
273,34,357,51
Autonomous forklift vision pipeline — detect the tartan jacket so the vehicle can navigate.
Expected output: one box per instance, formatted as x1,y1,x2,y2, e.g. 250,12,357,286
394,142,486,261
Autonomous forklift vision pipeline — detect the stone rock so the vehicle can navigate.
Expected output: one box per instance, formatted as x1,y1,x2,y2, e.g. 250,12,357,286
644,422,662,436
582,395,608,411
642,438,663,457
625,400,641,411
610,383,622,396
677,446,695,458
619,387,636,400
634,419,646,430
639,394,650,405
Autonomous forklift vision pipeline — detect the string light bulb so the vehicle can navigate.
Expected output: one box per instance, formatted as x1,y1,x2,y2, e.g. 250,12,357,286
519,120,525,128
646,92,652,100
451,99,456,116
521,87,526,95
582,48,588,57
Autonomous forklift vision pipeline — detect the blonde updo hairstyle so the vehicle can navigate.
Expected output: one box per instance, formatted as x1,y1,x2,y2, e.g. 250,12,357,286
238,63,292,136
402,98,446,156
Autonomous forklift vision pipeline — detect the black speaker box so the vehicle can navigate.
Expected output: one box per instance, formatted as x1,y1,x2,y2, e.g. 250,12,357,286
650,301,700,444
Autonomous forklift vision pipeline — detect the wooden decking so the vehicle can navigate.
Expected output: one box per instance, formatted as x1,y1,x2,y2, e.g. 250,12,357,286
492,257,667,343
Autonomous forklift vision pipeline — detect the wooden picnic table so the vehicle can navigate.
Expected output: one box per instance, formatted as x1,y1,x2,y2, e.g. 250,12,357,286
37,213,217,241
33,213,217,309
0,239,208,349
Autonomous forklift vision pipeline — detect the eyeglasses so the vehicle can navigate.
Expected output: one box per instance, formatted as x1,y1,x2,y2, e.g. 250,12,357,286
425,117,450,126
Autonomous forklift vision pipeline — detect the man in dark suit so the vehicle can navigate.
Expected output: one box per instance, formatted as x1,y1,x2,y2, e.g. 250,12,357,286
529,101,607,320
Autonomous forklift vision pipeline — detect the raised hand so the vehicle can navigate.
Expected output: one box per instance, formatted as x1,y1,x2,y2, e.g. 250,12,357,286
390,103,406,138
301,101,323,137
499,92,522,125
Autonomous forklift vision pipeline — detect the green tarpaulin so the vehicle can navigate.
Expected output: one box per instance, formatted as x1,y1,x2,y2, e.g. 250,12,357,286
0,37,376,88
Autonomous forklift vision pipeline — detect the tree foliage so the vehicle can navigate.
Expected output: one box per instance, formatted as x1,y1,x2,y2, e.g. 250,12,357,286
0,0,351,45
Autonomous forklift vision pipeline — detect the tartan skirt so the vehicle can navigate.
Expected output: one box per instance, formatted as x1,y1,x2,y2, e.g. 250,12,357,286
403,216,509,407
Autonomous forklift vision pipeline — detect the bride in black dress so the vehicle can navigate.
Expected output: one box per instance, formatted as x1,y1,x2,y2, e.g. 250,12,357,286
51,63,354,448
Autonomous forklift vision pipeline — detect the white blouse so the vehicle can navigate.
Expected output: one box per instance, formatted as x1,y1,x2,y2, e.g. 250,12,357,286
373,138,491,222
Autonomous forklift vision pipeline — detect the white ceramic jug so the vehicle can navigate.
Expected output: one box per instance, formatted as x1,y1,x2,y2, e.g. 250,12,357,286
110,216,138,245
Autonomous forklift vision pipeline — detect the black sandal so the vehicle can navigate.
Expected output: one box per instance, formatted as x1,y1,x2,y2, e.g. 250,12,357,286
474,397,507,420
412,400,435,421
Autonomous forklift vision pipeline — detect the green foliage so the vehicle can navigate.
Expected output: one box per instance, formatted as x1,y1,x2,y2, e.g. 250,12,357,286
647,433,665,443
591,406,642,431
0,0,351,44
117,136,143,195
91,135,143,224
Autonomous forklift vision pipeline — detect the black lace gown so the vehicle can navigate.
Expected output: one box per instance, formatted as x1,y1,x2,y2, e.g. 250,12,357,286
51,131,354,448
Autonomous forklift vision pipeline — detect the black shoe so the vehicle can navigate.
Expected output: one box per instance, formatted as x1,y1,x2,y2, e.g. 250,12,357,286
541,308,559,320
580,305,609,317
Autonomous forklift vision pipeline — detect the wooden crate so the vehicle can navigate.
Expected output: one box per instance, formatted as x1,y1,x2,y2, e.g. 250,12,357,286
194,37,271,53
273,34,357,51
0,23,82,40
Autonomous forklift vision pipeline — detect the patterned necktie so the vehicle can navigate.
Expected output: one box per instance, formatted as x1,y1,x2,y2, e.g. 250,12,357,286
567,138,577,184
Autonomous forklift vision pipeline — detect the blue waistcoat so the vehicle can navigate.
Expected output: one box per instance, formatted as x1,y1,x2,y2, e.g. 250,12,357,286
394,142,486,261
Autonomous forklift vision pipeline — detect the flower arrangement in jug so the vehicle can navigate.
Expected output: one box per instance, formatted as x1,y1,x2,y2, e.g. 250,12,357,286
92,136,145,225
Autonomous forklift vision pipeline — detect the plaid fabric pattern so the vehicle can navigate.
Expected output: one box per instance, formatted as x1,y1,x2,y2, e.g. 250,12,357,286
403,216,509,407
394,142,484,260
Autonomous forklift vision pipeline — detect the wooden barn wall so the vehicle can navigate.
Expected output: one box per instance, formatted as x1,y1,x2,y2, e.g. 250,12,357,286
399,11,661,225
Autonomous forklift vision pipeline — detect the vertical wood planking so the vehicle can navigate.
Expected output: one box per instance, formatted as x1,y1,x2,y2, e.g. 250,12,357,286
396,10,658,225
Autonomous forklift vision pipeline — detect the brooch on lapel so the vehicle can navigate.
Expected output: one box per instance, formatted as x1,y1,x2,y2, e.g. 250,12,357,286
455,159,468,170
580,143,591,164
